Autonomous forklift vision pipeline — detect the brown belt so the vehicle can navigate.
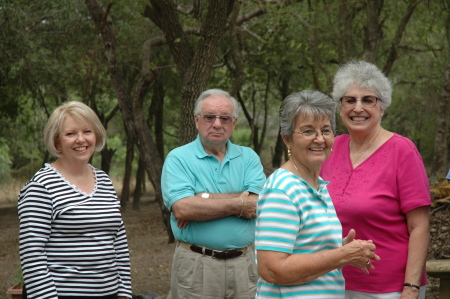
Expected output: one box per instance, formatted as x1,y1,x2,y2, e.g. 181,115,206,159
178,241,249,260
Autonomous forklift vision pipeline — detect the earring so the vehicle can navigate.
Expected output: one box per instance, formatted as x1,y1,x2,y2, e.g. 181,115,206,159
288,148,292,156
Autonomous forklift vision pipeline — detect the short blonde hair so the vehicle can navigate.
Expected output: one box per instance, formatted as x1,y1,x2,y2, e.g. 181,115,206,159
44,101,106,157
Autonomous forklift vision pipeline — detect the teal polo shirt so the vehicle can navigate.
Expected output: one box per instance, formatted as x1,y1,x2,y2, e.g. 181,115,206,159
162,135,266,249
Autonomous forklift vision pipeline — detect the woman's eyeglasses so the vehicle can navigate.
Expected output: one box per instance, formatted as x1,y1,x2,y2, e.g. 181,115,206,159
340,96,381,108
292,129,334,140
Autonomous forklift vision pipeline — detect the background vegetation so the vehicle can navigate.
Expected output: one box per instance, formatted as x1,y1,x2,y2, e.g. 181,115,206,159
1,0,449,238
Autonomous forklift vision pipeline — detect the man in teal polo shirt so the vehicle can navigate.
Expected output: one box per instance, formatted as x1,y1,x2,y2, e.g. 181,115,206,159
161,88,266,298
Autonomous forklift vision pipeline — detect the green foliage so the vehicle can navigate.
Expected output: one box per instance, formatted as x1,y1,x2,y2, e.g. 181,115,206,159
13,267,23,286
1,0,449,183
0,138,12,185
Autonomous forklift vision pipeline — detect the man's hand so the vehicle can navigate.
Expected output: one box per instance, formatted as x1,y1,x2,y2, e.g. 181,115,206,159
177,219,190,228
238,191,257,219
174,191,258,226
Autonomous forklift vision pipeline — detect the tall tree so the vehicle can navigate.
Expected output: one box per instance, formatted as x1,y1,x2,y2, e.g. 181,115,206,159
144,0,236,145
362,0,384,63
84,0,170,237
431,1,450,180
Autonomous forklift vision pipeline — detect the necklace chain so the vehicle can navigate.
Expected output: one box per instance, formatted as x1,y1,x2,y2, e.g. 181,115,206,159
290,157,318,190
292,158,300,172
350,127,381,167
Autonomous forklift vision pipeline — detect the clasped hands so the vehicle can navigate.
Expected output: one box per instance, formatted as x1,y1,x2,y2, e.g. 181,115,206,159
342,229,381,274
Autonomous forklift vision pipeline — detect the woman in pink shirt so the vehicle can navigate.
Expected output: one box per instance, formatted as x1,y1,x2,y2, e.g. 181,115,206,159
321,60,431,299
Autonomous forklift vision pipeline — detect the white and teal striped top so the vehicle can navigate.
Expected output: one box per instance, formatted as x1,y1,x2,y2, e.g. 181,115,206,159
255,168,344,298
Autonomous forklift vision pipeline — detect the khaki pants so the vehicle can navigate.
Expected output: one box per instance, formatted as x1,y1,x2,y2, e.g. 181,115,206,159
345,287,426,299
170,242,258,299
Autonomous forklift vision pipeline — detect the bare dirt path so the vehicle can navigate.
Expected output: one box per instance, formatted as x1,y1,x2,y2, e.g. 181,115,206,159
0,197,174,299
1,196,448,299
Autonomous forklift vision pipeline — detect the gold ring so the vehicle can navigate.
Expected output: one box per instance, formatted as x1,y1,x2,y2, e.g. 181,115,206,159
366,260,370,265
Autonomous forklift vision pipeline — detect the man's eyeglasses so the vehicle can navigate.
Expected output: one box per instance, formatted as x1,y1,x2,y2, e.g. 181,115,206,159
200,114,235,125
292,129,334,140
340,96,381,108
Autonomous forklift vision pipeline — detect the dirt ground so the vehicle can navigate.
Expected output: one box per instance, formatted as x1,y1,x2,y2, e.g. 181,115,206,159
1,196,448,299
0,196,174,299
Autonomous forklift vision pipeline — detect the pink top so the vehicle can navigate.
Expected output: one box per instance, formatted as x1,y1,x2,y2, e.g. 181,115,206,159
321,133,431,293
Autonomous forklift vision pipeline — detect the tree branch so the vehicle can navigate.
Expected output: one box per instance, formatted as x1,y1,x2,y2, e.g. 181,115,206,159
228,1,245,97
383,0,422,76
144,0,194,78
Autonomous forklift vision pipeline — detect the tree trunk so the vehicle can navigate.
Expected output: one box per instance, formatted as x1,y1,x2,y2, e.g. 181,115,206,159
132,69,173,242
228,1,245,98
272,132,284,169
272,73,291,168
362,0,384,63
120,134,134,209
236,91,256,146
133,155,145,210
88,91,119,175
145,0,236,145
383,0,420,76
338,0,354,61
100,144,115,175
150,76,165,160
85,0,169,236
431,81,450,180
255,73,270,155
431,7,450,180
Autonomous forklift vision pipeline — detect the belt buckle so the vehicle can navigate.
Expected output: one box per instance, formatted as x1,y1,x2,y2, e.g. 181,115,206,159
211,249,238,259
211,249,227,259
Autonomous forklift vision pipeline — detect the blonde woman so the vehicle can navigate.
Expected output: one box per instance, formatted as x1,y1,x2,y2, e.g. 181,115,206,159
18,101,131,299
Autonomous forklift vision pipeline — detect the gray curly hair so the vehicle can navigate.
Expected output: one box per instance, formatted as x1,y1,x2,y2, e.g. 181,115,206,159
331,60,392,110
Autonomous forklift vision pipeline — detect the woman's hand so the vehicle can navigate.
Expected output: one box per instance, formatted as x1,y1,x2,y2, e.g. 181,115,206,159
342,229,356,245
400,285,420,299
341,229,380,273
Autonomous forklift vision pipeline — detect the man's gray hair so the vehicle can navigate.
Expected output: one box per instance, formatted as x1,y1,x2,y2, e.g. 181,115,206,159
193,89,239,118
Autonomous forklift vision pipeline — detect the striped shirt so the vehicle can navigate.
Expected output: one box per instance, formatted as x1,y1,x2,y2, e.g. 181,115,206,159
18,164,132,299
255,168,344,298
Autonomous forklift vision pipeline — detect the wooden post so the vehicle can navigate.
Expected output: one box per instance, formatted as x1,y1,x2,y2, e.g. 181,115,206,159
426,260,450,299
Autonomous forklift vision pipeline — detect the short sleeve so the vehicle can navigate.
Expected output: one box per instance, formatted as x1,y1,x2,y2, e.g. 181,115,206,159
256,186,300,254
161,153,197,210
396,140,431,213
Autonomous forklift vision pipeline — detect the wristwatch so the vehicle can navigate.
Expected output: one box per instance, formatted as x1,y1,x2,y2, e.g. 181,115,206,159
201,192,210,198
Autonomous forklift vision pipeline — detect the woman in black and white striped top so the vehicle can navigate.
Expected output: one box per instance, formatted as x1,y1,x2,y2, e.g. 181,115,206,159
18,101,132,299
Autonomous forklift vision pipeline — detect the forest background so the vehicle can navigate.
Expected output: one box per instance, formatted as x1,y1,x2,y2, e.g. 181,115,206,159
1,0,450,241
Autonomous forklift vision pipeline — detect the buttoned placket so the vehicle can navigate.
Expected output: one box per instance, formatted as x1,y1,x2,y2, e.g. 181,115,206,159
315,184,331,219
206,154,231,192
